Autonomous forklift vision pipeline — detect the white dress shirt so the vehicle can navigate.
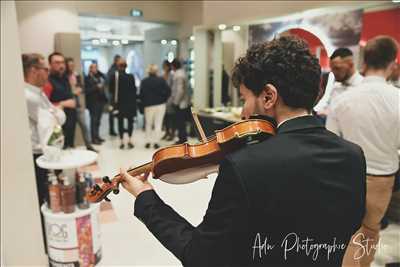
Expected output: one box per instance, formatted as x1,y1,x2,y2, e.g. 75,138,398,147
316,72,363,113
326,76,400,175
25,82,66,154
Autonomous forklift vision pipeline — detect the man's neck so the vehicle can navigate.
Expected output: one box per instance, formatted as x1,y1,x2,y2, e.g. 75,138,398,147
276,109,311,127
364,69,387,79
25,78,40,88
342,69,356,85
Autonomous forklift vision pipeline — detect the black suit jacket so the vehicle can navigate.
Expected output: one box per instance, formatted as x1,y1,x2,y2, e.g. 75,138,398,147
109,71,137,118
134,116,366,266
84,72,108,109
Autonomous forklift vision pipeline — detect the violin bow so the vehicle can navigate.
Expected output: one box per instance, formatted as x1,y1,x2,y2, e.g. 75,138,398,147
191,107,208,142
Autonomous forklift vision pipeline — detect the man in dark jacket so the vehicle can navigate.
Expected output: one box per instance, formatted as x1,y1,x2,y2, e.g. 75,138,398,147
85,63,108,144
140,64,171,149
106,54,121,136
109,58,137,149
43,52,77,149
119,36,366,266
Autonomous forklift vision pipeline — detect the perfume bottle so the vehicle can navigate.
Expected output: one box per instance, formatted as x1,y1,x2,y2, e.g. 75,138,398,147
76,175,89,209
48,174,61,213
60,176,76,213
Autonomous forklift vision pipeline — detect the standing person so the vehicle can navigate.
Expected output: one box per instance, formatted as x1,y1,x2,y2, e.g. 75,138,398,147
222,66,231,106
140,64,171,149
327,36,399,267
109,58,137,149
387,62,400,88
65,57,97,152
171,59,190,144
85,63,108,145
43,52,77,149
162,60,175,141
106,54,121,136
119,36,366,266
22,53,66,252
318,48,363,115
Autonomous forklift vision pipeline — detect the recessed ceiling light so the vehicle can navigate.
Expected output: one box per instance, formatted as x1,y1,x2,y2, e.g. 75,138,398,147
100,38,108,44
92,39,100,45
171,40,178,45
96,25,111,32
121,39,129,45
86,46,93,51
112,40,120,46
190,35,195,41
161,39,167,45
218,24,227,30
233,25,241,31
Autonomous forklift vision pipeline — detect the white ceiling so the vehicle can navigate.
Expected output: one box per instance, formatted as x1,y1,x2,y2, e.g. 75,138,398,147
79,15,165,42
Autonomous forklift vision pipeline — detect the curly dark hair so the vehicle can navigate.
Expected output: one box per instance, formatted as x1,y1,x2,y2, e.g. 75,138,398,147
232,35,321,110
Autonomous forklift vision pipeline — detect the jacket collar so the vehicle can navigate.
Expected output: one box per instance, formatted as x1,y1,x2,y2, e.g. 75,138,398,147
277,115,324,134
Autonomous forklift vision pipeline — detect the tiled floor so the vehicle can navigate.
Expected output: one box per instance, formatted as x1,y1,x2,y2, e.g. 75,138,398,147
92,117,399,266
93,124,217,266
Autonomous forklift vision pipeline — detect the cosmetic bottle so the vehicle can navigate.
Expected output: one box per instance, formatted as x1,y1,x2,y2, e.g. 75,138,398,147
48,174,61,213
60,177,76,213
76,175,89,209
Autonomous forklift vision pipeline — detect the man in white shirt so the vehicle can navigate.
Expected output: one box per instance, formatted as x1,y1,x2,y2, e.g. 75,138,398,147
23,53,66,252
326,36,399,267
318,48,363,115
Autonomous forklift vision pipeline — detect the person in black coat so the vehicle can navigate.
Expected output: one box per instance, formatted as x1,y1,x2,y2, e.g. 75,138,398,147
85,63,107,144
140,64,171,149
118,36,366,266
109,58,137,149
106,54,121,136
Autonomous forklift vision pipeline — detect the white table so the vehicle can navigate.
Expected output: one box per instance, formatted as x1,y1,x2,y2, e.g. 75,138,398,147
36,149,98,170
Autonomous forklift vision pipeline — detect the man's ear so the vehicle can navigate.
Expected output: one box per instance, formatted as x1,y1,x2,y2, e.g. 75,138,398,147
386,61,397,76
262,84,278,110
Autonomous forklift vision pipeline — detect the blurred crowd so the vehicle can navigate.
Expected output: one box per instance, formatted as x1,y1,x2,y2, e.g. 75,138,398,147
23,52,192,155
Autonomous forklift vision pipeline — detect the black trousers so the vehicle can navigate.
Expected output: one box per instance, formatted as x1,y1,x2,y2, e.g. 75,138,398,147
175,107,187,143
33,153,48,253
89,104,105,141
164,112,176,136
62,108,77,148
118,115,134,139
109,110,116,134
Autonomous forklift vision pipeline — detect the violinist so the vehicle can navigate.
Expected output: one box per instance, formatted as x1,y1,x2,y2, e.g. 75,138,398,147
120,36,366,266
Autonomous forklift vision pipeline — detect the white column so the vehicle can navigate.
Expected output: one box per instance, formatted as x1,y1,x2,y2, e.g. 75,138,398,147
193,28,209,109
1,1,47,265
212,30,223,108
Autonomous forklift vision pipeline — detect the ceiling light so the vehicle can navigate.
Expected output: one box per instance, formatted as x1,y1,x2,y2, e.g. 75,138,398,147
161,39,167,45
130,9,143,17
121,39,129,45
112,40,120,46
190,35,195,41
218,24,227,30
92,39,100,45
233,25,241,31
171,40,178,46
86,46,93,51
392,0,400,3
96,25,111,32
100,38,108,44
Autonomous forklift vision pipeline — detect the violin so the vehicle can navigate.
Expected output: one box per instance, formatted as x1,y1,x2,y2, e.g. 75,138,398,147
87,112,275,203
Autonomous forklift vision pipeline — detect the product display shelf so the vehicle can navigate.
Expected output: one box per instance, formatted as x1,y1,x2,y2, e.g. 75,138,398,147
36,149,101,267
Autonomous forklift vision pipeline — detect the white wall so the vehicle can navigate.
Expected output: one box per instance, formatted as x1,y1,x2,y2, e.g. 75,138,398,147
15,1,185,58
16,1,79,56
201,1,389,26
1,1,47,265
